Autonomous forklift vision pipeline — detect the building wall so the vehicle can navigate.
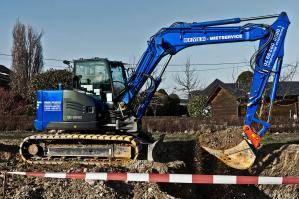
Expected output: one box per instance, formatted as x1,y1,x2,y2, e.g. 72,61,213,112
211,88,238,121
271,97,298,120
207,86,299,123
238,97,298,122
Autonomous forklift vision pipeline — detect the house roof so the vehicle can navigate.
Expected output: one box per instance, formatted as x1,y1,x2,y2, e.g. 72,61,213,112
0,65,11,74
276,81,299,96
0,65,10,85
192,79,224,96
192,79,299,100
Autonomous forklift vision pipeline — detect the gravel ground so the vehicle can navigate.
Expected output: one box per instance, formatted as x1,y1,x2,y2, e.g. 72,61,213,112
0,129,298,199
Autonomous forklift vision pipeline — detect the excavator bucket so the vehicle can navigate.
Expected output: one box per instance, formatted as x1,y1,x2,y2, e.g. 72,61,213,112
202,140,256,170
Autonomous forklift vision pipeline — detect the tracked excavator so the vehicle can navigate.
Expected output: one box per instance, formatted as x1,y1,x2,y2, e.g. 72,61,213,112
20,12,290,169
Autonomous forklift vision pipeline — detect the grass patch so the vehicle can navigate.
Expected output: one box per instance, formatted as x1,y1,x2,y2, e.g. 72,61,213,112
261,133,299,145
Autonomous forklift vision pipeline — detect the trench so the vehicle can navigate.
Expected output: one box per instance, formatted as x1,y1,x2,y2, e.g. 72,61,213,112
153,138,299,199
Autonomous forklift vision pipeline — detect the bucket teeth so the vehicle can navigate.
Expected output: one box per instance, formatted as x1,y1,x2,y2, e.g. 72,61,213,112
202,140,256,170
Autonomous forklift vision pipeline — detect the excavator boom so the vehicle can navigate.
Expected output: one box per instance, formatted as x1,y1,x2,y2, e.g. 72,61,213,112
119,12,290,169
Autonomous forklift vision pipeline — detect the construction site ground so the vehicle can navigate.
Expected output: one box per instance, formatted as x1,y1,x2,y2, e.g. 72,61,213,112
0,128,298,199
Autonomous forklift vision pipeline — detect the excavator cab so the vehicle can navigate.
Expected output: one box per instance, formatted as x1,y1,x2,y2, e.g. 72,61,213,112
34,58,128,132
73,58,127,102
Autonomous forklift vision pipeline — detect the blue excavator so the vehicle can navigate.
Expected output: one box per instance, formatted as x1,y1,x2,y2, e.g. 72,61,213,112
20,12,290,170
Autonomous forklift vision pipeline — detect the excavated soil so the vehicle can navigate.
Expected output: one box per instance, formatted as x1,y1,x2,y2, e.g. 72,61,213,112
0,129,298,199
197,126,244,149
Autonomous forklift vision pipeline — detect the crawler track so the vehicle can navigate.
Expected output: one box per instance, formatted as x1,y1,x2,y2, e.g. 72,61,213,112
19,133,140,166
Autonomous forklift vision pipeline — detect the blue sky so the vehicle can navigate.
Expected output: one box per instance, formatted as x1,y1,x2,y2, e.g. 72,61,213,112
0,0,298,95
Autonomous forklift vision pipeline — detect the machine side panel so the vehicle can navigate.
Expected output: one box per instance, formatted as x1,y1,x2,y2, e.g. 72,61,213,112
34,90,44,131
63,90,97,122
34,90,63,131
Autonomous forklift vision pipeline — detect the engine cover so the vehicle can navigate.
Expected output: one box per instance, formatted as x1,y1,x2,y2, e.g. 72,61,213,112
34,90,107,131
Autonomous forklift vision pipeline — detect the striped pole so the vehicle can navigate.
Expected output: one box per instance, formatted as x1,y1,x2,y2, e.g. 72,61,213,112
7,172,299,185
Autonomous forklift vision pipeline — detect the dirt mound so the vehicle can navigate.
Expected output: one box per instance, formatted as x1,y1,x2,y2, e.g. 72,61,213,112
195,128,299,199
197,126,244,150
251,144,299,199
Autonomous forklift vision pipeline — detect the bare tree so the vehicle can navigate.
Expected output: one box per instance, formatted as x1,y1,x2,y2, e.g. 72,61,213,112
175,58,200,98
11,20,43,99
149,95,163,117
279,62,298,84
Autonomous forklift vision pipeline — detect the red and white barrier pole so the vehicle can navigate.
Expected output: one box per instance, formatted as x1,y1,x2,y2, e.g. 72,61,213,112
7,171,299,185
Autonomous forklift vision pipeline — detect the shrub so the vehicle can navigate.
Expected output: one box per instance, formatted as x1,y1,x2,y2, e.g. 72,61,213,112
168,93,181,116
0,88,26,115
187,95,211,118
28,69,73,103
145,90,182,116
0,115,34,131
236,71,253,85
0,88,34,131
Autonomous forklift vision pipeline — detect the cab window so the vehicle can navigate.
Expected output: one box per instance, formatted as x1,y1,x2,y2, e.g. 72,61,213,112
111,64,126,96
75,60,111,91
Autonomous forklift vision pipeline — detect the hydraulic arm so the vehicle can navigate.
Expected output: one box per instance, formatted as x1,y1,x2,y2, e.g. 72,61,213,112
120,12,290,169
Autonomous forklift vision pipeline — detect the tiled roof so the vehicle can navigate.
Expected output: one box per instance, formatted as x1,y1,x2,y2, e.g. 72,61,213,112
0,65,10,74
192,79,299,99
0,65,10,85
